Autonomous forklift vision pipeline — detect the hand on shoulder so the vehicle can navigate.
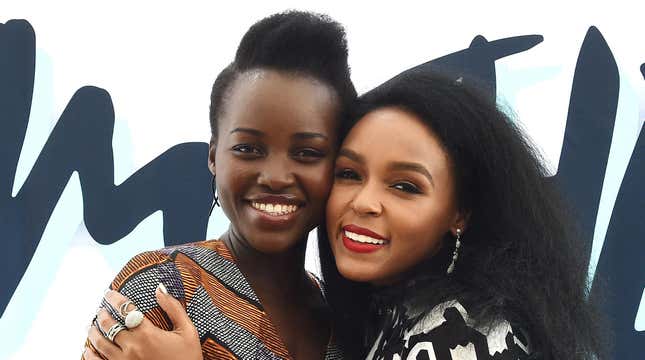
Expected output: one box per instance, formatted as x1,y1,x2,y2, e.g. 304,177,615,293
84,286,202,360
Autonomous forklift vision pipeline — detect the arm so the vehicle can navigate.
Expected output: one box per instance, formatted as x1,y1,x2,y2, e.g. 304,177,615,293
82,251,202,360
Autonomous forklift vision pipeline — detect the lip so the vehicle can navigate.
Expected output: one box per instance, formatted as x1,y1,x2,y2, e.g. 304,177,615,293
343,224,387,240
246,193,304,229
342,233,387,253
341,224,389,254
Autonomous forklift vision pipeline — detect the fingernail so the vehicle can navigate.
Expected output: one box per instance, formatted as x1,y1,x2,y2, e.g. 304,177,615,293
157,283,168,295
104,288,111,296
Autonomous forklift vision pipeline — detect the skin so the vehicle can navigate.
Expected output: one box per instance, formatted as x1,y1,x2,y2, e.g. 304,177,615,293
326,107,468,285
212,69,339,256
86,69,340,360
85,288,201,360
212,70,339,359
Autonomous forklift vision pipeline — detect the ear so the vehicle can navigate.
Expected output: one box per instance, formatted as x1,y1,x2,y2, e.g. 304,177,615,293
450,209,470,236
208,137,217,176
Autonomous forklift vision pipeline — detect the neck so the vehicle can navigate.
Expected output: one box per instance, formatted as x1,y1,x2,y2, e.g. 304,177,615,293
222,227,309,298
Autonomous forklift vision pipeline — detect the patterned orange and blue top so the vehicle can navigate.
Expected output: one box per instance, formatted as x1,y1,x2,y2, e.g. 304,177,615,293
95,239,343,360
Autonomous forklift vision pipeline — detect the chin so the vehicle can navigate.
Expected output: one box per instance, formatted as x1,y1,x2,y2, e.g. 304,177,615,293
335,258,379,284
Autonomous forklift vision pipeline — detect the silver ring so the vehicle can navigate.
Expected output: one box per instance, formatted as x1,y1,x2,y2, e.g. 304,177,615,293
119,300,134,317
106,322,127,342
125,310,144,329
101,297,124,324
93,316,107,338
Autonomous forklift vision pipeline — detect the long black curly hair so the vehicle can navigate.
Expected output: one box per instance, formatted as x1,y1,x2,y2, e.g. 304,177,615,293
318,70,608,359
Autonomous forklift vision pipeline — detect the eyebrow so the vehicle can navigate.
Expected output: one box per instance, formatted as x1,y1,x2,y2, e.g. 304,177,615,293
339,148,435,187
338,148,365,163
230,127,264,136
292,132,328,141
230,128,328,141
389,161,435,187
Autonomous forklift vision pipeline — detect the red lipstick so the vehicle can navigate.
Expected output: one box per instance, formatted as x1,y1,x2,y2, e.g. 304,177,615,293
341,224,388,254
343,224,386,240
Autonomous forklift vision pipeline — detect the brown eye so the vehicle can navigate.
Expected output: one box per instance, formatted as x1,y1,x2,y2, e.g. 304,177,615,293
232,144,264,157
391,181,422,194
335,168,360,181
292,148,325,162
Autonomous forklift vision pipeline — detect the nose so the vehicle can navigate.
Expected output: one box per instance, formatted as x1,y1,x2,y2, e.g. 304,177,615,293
257,155,296,191
350,180,383,217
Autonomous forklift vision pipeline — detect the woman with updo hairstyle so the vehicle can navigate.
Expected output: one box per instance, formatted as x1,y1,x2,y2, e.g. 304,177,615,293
84,11,355,360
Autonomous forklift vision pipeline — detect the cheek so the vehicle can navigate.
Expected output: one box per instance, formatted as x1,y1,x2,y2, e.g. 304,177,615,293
300,162,335,201
215,162,256,210
325,187,348,257
325,183,353,225
391,200,454,253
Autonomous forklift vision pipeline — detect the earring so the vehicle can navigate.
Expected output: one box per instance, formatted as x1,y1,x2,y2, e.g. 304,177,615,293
208,175,220,216
446,229,462,275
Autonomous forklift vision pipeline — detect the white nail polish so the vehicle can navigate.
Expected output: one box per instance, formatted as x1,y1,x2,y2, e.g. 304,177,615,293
157,283,168,295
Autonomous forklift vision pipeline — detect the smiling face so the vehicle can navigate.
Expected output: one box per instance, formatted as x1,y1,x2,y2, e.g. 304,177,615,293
326,107,466,285
210,69,339,254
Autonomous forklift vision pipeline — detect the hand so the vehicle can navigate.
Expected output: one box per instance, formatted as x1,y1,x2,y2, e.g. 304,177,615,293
84,285,202,360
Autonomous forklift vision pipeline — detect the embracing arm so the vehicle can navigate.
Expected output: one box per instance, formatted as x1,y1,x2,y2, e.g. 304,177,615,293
109,251,183,329
82,251,202,360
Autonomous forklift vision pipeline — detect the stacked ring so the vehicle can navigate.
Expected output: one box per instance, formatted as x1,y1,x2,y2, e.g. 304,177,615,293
101,297,124,325
93,315,108,338
119,300,133,317
116,298,144,329
106,323,127,342
101,295,144,330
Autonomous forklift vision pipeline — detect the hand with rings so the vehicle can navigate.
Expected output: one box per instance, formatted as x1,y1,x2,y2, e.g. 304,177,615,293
83,284,202,360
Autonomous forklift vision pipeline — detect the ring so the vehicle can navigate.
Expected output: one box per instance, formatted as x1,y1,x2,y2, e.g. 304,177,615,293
93,316,108,338
119,300,134,317
125,310,144,329
101,297,124,324
106,322,127,342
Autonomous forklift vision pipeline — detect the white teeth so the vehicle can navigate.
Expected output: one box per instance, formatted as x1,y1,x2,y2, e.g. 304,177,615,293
344,231,386,245
251,202,298,216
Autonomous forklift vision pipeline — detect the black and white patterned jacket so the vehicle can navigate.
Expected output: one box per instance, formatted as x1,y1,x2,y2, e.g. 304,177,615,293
365,295,533,359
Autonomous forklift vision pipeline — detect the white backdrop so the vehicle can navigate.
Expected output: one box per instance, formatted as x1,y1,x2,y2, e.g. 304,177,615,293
1,1,644,358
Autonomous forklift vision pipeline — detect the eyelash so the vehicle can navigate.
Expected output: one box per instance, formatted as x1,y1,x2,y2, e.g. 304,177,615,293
391,181,422,194
232,145,325,162
292,148,325,162
231,144,263,156
335,168,361,180
335,168,423,195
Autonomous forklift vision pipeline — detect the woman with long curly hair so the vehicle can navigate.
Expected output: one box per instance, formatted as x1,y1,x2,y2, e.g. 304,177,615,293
319,70,607,359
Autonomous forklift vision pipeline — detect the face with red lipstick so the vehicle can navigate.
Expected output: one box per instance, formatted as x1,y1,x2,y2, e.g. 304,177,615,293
209,70,339,254
326,107,467,285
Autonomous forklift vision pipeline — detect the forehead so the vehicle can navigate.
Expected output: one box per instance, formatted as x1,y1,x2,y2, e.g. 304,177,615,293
343,107,451,168
220,69,340,136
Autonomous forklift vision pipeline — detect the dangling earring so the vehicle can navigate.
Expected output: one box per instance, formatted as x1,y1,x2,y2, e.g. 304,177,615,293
446,229,462,275
208,175,220,216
